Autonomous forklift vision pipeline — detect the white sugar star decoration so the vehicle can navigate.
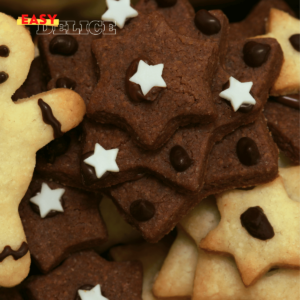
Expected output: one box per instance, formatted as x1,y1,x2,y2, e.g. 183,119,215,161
130,60,167,96
84,143,119,178
102,0,138,29
30,183,65,218
219,76,256,112
78,284,108,300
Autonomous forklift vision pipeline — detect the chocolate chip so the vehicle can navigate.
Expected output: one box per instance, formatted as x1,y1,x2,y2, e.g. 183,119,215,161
236,137,261,166
289,34,300,52
56,77,77,90
270,94,300,110
75,285,94,300
155,0,177,7
238,103,254,113
30,197,64,218
49,35,78,56
125,57,163,102
194,10,221,35
243,41,271,68
170,145,192,172
42,134,71,164
130,200,155,222
0,45,9,57
240,206,274,240
0,71,8,83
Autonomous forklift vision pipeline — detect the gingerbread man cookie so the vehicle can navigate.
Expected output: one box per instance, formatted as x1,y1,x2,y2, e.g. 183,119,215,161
0,13,85,286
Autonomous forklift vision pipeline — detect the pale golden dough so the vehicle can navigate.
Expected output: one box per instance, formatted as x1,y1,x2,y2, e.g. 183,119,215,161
200,177,300,286
257,9,300,95
0,13,85,286
279,166,300,202
152,228,198,300
110,238,171,300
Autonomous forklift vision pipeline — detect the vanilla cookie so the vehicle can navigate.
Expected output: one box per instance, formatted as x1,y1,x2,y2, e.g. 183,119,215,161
258,8,300,95
0,13,85,286
200,176,300,286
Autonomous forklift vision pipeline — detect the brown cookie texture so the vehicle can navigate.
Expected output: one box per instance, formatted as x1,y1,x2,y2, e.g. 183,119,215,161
35,126,88,190
107,114,278,242
87,11,222,150
229,0,295,42
38,32,99,104
0,287,24,300
264,100,300,165
23,251,143,300
80,34,282,194
19,176,108,274
12,56,47,101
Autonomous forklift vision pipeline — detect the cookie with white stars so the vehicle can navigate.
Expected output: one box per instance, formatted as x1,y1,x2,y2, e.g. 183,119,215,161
200,175,300,287
258,8,300,96
107,114,279,242
23,251,143,300
19,176,107,274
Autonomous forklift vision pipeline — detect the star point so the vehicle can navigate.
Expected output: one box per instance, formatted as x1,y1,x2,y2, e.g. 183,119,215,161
78,284,108,300
84,143,119,179
30,183,65,218
200,176,300,286
219,76,256,112
129,60,167,96
102,0,138,29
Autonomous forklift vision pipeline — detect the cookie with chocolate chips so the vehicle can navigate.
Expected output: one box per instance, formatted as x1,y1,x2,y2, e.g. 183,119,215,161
19,176,107,274
23,251,143,300
107,114,278,242
38,32,99,105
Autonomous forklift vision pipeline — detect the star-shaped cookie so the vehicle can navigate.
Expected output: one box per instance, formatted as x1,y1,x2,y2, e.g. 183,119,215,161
258,8,300,95
88,11,222,150
200,176,300,286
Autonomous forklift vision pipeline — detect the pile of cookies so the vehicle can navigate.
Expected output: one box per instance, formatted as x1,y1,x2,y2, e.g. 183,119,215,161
0,0,299,299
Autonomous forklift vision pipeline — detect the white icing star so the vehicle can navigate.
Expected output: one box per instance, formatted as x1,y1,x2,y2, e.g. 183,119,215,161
219,76,256,112
102,0,138,29
84,143,119,178
78,284,108,300
129,60,167,96
30,183,65,218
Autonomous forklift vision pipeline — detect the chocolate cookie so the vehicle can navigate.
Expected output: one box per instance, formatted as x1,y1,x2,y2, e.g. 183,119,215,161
38,32,99,104
19,176,107,273
23,251,143,300
264,97,300,165
0,287,23,300
107,114,278,242
87,11,225,150
12,56,47,101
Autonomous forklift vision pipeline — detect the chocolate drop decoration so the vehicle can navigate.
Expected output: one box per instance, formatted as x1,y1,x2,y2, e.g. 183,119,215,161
241,206,274,240
236,137,261,166
0,45,9,57
125,57,163,102
194,10,221,36
0,242,29,262
155,0,177,7
130,200,155,222
49,35,78,56
0,71,8,83
289,34,300,52
56,77,77,90
243,41,271,68
169,145,192,172
270,94,300,110
41,134,71,164
38,99,63,139
75,285,94,300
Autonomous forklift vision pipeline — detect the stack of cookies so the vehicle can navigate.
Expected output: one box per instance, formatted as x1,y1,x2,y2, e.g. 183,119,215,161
0,0,299,299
